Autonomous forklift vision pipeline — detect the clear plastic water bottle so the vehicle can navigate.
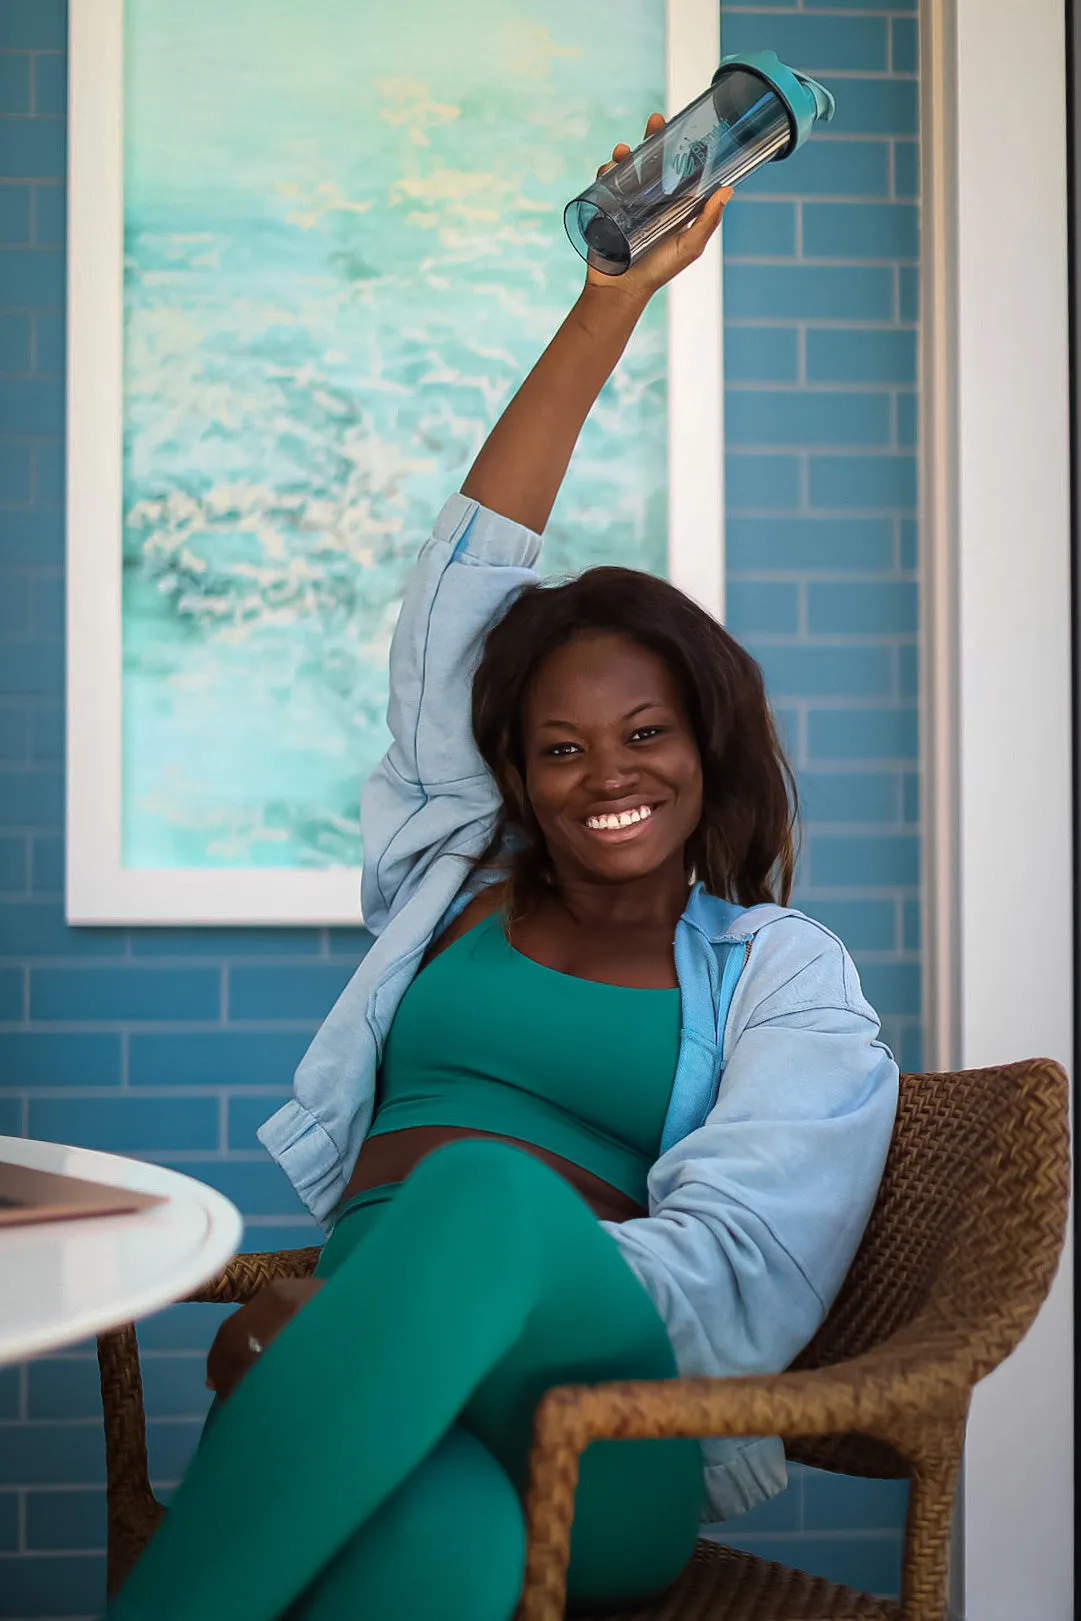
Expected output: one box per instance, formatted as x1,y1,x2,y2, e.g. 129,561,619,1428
565,50,835,277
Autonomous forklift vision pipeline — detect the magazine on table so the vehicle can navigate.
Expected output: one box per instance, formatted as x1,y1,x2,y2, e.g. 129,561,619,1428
0,1161,165,1226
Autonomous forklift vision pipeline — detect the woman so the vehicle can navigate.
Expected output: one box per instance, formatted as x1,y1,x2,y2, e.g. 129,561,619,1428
109,119,898,1621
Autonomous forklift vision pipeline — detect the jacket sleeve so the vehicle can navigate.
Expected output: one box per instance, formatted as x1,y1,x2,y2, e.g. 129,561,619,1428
360,494,542,935
603,917,899,1380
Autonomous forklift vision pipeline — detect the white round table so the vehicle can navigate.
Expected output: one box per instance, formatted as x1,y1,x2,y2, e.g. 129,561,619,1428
0,1136,243,1364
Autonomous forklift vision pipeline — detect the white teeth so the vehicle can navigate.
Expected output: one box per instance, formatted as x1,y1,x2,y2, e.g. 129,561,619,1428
585,805,653,831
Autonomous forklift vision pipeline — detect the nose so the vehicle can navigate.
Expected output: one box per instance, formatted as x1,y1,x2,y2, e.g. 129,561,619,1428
582,739,638,797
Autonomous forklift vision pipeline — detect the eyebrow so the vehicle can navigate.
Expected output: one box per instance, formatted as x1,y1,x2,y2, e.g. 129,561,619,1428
534,701,669,731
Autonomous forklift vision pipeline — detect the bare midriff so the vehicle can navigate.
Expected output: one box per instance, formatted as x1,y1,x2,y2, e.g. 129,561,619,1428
344,1126,646,1224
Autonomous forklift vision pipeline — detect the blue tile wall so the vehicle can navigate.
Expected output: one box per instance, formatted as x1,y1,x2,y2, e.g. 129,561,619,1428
709,0,920,1586
0,1,917,1612
704,1463,908,1598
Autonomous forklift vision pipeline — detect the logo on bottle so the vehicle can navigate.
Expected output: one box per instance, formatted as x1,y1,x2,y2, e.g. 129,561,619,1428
663,114,732,192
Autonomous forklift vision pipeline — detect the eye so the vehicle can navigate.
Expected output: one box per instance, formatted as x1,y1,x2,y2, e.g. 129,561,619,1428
629,725,667,743
543,741,582,758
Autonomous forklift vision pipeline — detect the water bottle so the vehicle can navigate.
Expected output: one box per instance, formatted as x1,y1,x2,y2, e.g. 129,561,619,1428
565,50,835,277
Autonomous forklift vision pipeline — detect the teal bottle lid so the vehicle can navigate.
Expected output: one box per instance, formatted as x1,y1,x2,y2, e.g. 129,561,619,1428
712,49,836,157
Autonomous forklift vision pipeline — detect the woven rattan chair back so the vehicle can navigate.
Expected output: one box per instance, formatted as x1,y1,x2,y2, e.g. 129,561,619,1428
786,1059,1069,1478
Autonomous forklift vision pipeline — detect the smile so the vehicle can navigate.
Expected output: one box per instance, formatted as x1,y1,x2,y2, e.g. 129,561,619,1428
584,804,655,838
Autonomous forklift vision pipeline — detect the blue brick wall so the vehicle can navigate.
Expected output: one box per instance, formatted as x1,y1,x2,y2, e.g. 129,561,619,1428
721,0,921,1089
708,0,919,1586
0,1,917,1614
709,3,920,1582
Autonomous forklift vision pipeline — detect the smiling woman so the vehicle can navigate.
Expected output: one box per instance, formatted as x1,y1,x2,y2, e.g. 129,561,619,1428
472,572,796,916
106,116,898,1621
494,630,705,902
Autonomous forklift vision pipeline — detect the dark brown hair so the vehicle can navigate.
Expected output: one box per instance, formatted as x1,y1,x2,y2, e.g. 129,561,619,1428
471,566,798,907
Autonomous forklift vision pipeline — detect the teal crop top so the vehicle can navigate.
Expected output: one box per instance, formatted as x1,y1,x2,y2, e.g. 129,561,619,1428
369,911,682,1207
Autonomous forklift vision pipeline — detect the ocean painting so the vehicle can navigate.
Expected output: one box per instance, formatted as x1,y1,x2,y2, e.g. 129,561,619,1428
121,0,669,872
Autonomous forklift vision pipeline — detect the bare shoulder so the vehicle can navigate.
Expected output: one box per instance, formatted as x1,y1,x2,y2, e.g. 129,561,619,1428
422,880,509,967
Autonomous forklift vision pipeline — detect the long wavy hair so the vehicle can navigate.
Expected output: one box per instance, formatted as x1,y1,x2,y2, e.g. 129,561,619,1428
471,566,798,908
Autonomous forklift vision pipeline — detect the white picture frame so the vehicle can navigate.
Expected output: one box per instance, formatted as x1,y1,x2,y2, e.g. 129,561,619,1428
65,0,723,926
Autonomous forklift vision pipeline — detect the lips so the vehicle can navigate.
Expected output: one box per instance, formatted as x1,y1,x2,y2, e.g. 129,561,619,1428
585,802,653,831
582,802,658,842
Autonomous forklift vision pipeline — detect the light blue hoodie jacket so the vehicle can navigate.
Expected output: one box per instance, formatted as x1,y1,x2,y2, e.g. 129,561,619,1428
258,493,899,1522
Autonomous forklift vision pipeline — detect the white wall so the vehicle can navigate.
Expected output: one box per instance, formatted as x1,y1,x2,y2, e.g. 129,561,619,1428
944,0,1074,1613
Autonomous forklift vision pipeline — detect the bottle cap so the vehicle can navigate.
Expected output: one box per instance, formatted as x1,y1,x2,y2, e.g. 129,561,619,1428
712,49,836,158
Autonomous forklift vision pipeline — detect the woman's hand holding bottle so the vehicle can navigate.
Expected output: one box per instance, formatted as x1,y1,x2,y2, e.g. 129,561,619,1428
460,113,730,534
582,112,730,309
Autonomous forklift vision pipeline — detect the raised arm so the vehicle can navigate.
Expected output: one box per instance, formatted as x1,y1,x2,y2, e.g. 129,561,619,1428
461,113,729,532
362,119,729,930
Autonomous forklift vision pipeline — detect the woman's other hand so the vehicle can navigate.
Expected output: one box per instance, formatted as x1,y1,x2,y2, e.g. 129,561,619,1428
205,1279,325,1402
585,112,731,305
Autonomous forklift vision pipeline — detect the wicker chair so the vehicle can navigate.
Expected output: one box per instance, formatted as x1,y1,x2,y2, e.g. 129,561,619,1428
97,1059,1070,1621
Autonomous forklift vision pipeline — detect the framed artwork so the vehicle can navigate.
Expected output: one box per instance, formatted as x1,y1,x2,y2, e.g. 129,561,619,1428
67,0,723,924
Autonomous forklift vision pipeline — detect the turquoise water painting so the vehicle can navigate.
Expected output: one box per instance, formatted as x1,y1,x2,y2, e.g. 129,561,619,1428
121,0,668,870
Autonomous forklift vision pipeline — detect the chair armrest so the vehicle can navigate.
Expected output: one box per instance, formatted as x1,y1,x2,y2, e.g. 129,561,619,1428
533,1327,971,1457
186,1246,321,1305
518,1323,973,1621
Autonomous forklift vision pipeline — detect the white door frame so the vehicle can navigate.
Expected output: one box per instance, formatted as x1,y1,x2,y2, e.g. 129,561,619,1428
921,1,1074,1617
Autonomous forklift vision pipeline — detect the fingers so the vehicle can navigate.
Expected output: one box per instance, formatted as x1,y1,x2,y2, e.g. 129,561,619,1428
596,141,631,180
204,1292,277,1399
678,185,732,259
205,1316,255,1402
205,1280,325,1400
595,112,665,179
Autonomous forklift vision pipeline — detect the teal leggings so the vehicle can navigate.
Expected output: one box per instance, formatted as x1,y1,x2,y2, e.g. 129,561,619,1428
107,1142,703,1621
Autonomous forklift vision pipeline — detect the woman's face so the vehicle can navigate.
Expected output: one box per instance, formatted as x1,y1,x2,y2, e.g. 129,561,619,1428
521,631,703,886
